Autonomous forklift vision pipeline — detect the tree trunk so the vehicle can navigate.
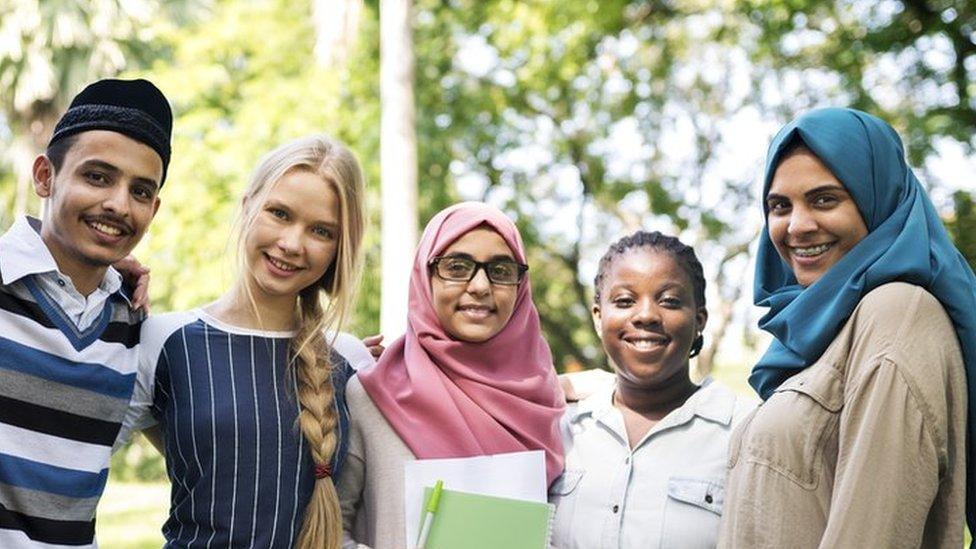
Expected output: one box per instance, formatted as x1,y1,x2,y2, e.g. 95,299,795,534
693,236,756,379
312,0,363,67
379,0,418,338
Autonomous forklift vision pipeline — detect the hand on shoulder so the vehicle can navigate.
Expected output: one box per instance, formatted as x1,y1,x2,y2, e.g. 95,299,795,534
328,331,378,371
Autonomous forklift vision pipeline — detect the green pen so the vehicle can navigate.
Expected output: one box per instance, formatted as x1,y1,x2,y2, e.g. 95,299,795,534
416,480,444,549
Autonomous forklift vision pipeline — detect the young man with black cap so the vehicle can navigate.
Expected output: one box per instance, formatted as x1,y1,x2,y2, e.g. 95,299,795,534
0,78,172,547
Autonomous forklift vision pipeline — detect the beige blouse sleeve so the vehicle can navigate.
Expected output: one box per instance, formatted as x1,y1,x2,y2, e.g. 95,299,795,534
820,284,963,548
338,378,371,549
819,355,940,547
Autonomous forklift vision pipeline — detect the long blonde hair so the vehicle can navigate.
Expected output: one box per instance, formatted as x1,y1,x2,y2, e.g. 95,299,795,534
235,134,365,549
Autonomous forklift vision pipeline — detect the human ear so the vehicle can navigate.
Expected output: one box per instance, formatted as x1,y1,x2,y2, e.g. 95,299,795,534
32,155,54,198
590,304,602,339
695,307,708,333
688,306,708,358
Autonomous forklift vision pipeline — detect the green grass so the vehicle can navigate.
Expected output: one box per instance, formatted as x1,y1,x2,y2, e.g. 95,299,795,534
96,481,169,548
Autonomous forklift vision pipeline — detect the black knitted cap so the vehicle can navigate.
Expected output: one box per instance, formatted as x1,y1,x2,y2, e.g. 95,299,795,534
49,78,173,186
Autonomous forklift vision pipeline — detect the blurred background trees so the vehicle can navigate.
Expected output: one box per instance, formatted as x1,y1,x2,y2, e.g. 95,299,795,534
0,0,201,221
2,0,975,487
2,0,973,369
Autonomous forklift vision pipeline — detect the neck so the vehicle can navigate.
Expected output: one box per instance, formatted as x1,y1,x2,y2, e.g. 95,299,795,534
207,280,299,332
613,368,698,420
39,228,107,297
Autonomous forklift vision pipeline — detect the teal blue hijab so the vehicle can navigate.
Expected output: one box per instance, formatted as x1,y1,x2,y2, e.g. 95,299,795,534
750,108,976,535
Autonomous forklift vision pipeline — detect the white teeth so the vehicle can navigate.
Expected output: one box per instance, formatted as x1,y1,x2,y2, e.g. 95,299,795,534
627,339,664,350
268,256,298,271
793,243,832,257
90,221,122,236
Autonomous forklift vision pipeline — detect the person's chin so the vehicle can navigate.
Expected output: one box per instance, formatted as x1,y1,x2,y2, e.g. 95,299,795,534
794,266,828,287
451,325,498,343
256,275,302,299
617,361,686,389
76,245,129,268
80,234,138,263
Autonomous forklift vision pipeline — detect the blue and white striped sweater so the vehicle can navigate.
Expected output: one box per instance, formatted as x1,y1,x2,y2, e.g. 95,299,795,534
0,272,143,548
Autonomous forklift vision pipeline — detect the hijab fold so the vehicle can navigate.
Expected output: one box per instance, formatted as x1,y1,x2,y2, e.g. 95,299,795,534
358,202,565,485
750,108,976,537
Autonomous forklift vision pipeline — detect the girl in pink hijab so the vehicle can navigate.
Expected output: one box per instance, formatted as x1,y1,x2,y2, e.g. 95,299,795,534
337,202,565,549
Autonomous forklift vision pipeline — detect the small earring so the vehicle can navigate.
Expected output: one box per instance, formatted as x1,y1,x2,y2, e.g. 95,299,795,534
689,332,704,358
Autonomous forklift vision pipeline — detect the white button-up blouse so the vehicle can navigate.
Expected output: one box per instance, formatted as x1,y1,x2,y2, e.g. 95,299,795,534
549,377,756,549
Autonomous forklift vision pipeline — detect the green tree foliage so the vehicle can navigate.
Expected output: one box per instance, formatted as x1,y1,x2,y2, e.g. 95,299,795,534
410,0,764,371
949,190,976,270
134,0,383,336
5,0,972,491
412,0,976,371
0,0,196,220
133,0,758,372
2,0,971,374
739,0,976,164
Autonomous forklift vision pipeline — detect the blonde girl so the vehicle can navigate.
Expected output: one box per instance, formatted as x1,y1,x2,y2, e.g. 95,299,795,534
128,134,373,548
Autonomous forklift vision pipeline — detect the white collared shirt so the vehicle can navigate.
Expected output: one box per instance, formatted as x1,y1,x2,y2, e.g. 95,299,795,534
549,377,757,549
0,216,126,331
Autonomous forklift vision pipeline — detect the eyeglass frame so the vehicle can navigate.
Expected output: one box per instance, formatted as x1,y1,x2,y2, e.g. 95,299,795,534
427,255,529,285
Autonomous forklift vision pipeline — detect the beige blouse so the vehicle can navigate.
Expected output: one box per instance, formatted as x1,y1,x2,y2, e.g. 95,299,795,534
719,283,967,548
337,375,416,549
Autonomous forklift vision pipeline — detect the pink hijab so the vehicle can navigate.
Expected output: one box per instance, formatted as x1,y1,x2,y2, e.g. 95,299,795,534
357,202,565,485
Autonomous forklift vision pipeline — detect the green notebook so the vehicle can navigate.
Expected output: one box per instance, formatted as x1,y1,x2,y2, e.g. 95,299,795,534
419,487,555,549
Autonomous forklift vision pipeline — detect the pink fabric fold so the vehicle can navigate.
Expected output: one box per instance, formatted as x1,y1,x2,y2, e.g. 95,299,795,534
357,201,566,485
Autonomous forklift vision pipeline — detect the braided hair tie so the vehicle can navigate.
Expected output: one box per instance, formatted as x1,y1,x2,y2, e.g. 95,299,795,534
314,463,333,480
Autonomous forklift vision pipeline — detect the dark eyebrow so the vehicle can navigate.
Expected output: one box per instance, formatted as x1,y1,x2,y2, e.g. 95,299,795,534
78,159,121,175
442,252,516,262
766,185,849,203
658,281,692,295
608,280,688,295
804,184,848,197
78,159,160,190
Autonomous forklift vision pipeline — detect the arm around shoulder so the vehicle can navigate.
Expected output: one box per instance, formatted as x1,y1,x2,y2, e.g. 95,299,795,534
329,331,377,372
116,312,192,451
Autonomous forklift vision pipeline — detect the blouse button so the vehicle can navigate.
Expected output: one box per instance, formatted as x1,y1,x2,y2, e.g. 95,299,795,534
705,494,713,504
57,279,66,287
612,504,619,513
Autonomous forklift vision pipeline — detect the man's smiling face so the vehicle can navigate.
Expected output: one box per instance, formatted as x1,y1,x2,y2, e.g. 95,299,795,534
35,130,162,275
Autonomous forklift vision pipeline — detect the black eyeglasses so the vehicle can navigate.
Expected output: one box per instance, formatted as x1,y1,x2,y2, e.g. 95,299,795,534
428,256,529,285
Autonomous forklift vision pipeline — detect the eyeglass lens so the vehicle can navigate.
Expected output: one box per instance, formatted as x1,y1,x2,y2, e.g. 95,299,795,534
436,257,522,284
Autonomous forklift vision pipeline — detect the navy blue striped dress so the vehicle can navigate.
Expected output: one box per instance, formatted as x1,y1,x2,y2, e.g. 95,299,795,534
135,310,358,548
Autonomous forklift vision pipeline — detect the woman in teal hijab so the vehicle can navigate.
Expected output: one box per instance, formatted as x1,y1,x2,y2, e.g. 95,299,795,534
719,108,976,548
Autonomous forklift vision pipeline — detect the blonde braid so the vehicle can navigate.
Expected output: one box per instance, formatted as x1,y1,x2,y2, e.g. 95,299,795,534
293,286,342,549
292,138,363,549
233,134,364,548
